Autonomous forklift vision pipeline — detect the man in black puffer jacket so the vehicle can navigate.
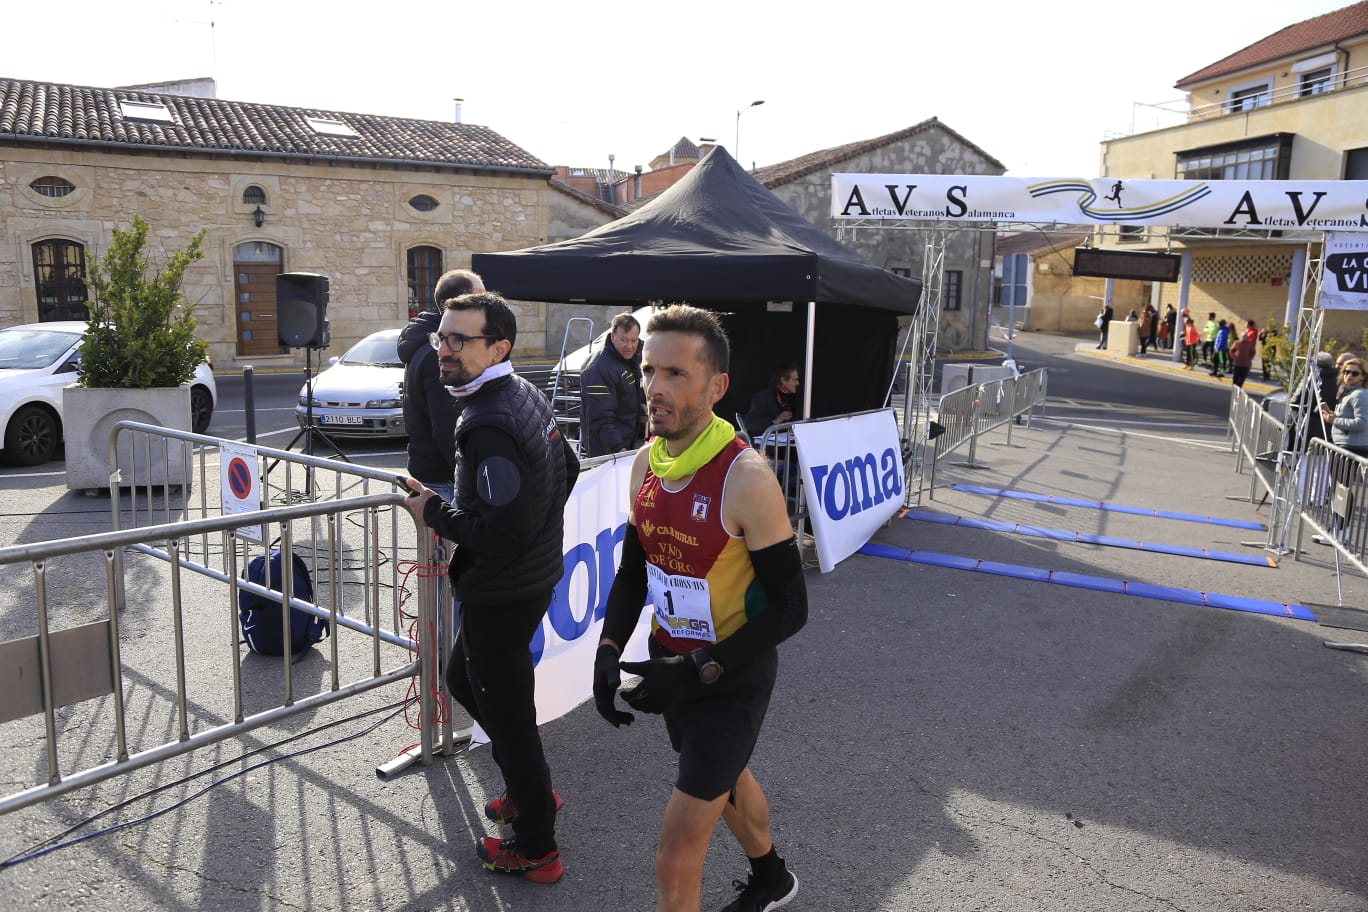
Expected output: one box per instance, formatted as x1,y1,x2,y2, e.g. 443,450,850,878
397,269,484,500
403,292,579,886
579,311,643,456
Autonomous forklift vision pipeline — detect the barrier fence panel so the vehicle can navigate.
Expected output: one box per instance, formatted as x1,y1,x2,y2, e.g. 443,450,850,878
926,369,1047,498
1295,439,1368,576
0,450,445,816
103,422,455,697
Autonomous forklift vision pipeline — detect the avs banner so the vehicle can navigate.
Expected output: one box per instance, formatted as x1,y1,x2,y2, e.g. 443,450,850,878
830,174,1368,232
1321,232,1368,310
792,410,905,573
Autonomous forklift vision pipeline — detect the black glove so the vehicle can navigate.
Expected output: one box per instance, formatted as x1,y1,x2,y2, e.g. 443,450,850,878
593,644,634,727
618,655,694,715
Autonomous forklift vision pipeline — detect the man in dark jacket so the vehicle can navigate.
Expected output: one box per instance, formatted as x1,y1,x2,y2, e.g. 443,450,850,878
403,292,580,885
579,312,643,456
397,269,484,499
743,363,801,439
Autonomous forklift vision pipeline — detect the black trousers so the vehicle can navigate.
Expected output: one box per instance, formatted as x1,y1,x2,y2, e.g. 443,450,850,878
446,590,557,855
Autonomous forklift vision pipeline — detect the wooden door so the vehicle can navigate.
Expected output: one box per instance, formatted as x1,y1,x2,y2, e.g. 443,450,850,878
233,244,284,357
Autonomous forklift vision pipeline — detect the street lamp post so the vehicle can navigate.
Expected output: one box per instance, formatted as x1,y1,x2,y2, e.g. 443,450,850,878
735,100,765,165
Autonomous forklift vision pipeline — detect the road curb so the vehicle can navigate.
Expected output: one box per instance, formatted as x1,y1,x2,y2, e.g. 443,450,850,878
1072,344,1281,396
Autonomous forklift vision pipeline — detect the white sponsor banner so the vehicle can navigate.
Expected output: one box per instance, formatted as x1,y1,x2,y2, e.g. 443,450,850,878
218,442,263,543
792,411,905,573
1322,232,1368,310
831,174,1368,232
472,451,651,742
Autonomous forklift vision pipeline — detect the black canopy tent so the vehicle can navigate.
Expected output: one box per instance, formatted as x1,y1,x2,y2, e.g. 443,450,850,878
471,146,922,422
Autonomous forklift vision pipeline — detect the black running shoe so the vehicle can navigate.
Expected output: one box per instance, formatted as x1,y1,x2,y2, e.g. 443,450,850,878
719,868,798,912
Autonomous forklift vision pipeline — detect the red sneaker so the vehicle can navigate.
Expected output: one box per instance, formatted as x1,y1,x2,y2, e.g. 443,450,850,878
484,788,564,825
477,837,564,883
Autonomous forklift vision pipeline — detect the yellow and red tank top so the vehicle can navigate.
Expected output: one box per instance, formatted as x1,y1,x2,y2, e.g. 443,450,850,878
636,436,765,654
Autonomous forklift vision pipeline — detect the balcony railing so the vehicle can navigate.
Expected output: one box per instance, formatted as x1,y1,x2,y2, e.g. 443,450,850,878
1104,64,1368,141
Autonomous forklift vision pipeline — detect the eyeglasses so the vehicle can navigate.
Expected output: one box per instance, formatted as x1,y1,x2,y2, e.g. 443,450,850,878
1343,369,1363,377
429,331,496,352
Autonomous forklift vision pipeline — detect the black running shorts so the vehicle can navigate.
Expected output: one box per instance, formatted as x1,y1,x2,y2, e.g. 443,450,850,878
654,639,779,801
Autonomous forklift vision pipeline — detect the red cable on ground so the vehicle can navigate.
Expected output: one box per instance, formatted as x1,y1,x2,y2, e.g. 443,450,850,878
391,560,453,752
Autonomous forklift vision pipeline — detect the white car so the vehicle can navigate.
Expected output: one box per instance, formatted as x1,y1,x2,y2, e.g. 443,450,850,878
295,329,407,438
0,321,218,467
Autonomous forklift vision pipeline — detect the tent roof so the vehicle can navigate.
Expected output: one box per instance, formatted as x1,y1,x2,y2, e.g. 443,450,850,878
472,147,921,313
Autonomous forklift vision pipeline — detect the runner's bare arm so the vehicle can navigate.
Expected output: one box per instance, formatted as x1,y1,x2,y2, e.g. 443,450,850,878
708,448,808,670
724,447,795,550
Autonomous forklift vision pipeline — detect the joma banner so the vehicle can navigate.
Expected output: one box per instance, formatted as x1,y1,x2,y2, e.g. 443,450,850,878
831,174,1368,232
792,410,905,573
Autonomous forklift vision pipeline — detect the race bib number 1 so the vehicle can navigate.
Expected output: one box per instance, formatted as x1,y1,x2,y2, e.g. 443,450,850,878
647,561,716,642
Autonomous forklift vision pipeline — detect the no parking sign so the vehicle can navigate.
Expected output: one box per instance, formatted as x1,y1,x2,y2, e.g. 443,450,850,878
219,442,263,542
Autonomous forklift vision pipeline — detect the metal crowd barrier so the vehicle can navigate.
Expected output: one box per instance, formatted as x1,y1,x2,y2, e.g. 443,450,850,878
1226,385,1286,505
926,368,1048,498
0,492,441,816
1224,386,1368,574
1294,438,1368,576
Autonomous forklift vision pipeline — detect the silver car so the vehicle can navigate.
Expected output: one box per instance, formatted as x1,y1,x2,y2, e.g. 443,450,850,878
295,329,407,438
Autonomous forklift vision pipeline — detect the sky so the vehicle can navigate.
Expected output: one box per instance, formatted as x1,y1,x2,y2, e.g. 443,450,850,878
4,0,1356,178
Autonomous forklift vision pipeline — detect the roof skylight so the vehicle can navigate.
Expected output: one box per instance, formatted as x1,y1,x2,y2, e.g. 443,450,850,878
118,101,175,123
305,117,358,137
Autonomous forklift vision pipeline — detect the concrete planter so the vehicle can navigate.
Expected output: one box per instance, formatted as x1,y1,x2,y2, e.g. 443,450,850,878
62,386,193,493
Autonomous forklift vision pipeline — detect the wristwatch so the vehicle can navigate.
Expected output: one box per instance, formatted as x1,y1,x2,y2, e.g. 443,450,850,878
691,649,723,685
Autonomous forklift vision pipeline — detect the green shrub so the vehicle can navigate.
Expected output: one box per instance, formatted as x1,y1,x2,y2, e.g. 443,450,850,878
78,216,207,389
1260,311,1345,388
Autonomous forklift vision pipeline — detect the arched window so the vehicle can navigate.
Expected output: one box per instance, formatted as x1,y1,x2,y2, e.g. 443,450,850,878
407,246,443,318
31,176,76,198
32,240,89,321
409,194,439,212
242,185,267,206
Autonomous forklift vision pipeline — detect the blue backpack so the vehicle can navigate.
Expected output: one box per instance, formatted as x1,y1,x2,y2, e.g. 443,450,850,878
238,548,329,658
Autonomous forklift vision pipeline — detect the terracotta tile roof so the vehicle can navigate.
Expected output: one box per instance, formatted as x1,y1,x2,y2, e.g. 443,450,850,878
0,77,551,175
1175,1,1368,87
751,117,1006,189
658,136,700,161
560,167,631,184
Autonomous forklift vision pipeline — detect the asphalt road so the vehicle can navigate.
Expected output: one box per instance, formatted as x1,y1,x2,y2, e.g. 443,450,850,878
2,331,1365,911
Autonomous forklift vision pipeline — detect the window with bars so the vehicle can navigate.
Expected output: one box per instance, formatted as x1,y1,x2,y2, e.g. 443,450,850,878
944,270,963,311
30,176,76,198
407,246,443,318
409,194,439,212
242,185,267,206
32,240,90,321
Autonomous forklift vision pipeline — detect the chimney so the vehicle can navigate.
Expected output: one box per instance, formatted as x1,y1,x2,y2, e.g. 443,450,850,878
453,98,464,123
634,164,642,200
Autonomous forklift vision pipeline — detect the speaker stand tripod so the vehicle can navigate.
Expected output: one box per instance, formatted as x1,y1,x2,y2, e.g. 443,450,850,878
277,345,351,464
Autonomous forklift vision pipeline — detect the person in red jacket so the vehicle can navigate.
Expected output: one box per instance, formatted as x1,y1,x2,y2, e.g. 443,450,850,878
1182,317,1201,369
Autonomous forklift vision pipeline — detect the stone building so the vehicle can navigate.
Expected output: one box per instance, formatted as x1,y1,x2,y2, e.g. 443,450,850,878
0,77,554,367
753,118,1006,352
